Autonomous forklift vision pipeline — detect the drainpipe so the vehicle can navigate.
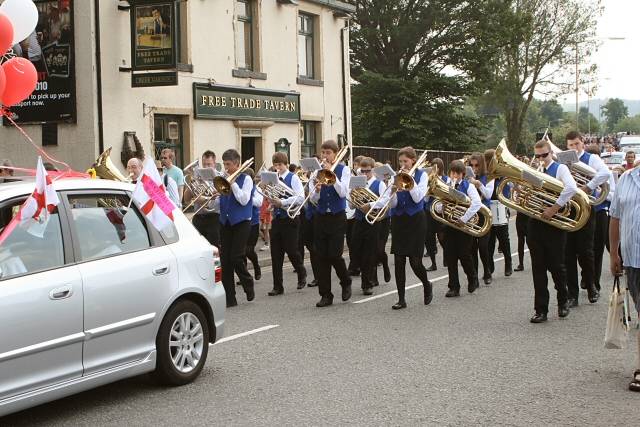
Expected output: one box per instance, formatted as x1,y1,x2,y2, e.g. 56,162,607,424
340,19,352,166
94,0,104,154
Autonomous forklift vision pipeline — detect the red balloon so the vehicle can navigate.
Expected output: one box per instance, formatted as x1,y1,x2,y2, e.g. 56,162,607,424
0,67,6,102
2,57,37,107
0,13,13,55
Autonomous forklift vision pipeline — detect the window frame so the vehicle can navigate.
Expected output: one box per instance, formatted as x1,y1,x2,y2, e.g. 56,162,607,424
300,121,318,159
0,193,73,282
60,190,169,265
235,0,255,71
298,13,315,79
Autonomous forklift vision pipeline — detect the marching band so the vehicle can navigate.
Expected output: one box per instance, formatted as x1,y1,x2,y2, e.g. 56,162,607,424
176,132,632,330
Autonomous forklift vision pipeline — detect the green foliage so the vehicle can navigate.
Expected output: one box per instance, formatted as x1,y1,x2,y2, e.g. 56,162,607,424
602,98,629,132
613,115,640,134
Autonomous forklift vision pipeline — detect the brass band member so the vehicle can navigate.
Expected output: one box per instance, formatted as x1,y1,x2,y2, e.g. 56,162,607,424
387,147,432,310
310,140,352,307
424,158,448,271
219,149,255,307
185,150,221,248
528,140,575,323
347,155,365,276
443,160,481,297
468,153,493,285
245,168,262,281
485,149,513,278
265,152,307,295
565,131,609,305
373,161,392,286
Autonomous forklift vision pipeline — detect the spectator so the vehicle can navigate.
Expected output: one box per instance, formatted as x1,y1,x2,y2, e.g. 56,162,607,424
624,151,636,171
156,162,181,208
126,157,143,183
609,166,640,392
160,148,184,203
0,159,14,182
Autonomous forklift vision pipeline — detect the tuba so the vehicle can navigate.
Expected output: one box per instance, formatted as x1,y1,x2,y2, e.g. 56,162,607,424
428,172,492,238
213,158,255,195
544,138,609,206
93,147,131,182
487,140,591,232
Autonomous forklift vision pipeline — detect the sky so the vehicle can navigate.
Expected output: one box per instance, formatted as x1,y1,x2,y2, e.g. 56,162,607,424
579,0,638,100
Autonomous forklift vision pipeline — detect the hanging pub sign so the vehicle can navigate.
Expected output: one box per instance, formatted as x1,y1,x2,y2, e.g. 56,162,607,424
131,0,177,71
4,0,77,124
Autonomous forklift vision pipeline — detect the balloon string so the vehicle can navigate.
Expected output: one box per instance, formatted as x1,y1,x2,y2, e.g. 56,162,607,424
2,109,73,173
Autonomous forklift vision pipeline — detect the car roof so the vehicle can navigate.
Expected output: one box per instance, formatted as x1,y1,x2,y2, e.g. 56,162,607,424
0,178,134,200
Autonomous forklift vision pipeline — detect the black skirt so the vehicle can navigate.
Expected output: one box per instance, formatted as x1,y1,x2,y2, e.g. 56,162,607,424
391,211,427,257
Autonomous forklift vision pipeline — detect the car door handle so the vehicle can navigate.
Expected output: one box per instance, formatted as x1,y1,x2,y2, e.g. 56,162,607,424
153,265,170,276
49,285,73,300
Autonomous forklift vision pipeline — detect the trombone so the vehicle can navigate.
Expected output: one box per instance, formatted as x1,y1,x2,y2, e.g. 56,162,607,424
213,158,255,195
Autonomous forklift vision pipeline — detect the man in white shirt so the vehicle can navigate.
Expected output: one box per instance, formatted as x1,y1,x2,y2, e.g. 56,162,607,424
528,139,576,323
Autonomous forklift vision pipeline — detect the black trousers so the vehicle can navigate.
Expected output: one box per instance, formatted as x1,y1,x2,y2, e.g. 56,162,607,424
297,211,306,267
245,223,260,275
425,209,445,260
303,213,318,281
314,212,350,299
346,218,359,273
192,213,220,248
351,219,379,289
270,217,307,291
565,213,596,301
220,220,253,304
591,210,610,291
471,233,492,279
528,219,568,314
488,225,512,273
516,213,529,266
444,227,477,291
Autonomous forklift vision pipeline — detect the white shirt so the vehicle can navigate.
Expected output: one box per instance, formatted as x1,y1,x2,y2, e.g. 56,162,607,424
310,164,351,206
230,175,253,206
577,150,610,191
610,168,640,268
163,174,181,208
477,178,494,202
276,170,304,208
252,185,263,208
546,162,577,207
606,170,616,203
459,180,483,224
388,170,428,209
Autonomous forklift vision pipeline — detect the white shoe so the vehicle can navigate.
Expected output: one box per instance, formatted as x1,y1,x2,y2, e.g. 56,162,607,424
260,245,270,251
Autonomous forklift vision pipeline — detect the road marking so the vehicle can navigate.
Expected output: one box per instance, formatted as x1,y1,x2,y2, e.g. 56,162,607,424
212,325,279,345
353,249,529,304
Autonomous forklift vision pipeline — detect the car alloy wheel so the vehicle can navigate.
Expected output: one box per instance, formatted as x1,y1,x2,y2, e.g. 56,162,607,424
169,312,205,374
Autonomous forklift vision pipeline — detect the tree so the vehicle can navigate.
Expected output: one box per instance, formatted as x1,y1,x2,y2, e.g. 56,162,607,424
539,99,564,127
577,106,600,134
613,115,640,134
601,98,629,132
350,0,508,149
488,0,601,153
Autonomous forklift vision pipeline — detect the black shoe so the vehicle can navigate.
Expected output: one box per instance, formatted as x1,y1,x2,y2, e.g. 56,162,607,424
505,265,513,277
372,280,380,287
383,265,391,283
483,276,492,285
568,298,578,308
342,284,352,302
308,279,318,287
226,298,238,308
427,263,437,272
530,313,548,323
468,279,479,294
392,301,407,310
244,284,255,302
514,264,524,272
363,287,373,296
316,297,333,307
445,289,460,298
297,281,306,290
587,286,599,303
558,303,570,318
254,270,262,281
423,281,433,305
580,280,587,290
268,288,284,296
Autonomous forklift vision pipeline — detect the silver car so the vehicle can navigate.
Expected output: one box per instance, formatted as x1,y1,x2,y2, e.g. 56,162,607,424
0,178,225,416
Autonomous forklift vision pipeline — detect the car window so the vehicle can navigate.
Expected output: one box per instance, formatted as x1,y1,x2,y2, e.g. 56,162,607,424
68,194,151,262
0,199,65,280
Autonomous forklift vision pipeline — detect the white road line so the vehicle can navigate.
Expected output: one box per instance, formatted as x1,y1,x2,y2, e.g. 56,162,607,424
212,325,279,345
353,249,530,304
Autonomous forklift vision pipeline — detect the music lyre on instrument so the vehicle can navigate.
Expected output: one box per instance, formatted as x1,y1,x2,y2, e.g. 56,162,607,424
487,139,591,232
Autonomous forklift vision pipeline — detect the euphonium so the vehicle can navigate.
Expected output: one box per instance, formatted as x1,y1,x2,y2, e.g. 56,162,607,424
182,163,219,215
94,147,131,182
487,140,591,232
545,139,609,206
428,172,492,238
213,158,255,195
348,186,390,224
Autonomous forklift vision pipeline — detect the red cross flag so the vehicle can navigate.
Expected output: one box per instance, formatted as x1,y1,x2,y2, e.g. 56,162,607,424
0,157,60,245
132,157,176,232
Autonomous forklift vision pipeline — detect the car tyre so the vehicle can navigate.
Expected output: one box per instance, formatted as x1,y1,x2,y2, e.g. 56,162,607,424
154,299,210,386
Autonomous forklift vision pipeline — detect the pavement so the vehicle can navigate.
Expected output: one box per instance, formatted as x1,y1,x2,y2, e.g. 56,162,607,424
2,220,639,426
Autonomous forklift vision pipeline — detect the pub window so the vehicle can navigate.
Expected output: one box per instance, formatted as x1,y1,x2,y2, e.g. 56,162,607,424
298,14,314,79
235,0,254,70
301,121,318,159
176,0,190,66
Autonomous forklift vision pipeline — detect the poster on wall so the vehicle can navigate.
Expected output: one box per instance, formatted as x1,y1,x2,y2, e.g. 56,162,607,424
4,0,76,124
131,0,176,71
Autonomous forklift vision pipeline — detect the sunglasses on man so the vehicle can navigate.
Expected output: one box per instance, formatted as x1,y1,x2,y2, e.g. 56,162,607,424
534,152,550,159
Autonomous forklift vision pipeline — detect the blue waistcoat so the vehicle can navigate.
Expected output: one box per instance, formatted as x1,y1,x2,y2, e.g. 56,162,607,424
544,161,560,178
273,172,295,219
355,179,381,222
391,169,425,217
579,151,591,165
219,173,254,226
478,175,491,208
317,163,347,214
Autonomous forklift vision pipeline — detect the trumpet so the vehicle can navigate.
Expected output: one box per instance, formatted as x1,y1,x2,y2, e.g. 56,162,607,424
213,158,255,195
488,140,591,232
428,172,492,237
543,136,609,206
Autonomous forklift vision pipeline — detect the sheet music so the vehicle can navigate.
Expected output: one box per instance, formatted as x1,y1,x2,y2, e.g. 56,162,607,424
300,158,322,172
349,175,367,189
557,150,579,165
521,169,544,188
373,164,395,181
260,171,279,186
195,167,216,181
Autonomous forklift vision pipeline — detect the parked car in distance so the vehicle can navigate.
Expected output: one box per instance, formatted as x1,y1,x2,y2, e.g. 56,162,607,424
619,135,640,153
601,151,626,170
0,178,225,417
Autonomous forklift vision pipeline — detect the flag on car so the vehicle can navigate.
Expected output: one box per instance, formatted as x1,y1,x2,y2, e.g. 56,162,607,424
0,157,60,245
131,157,176,232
